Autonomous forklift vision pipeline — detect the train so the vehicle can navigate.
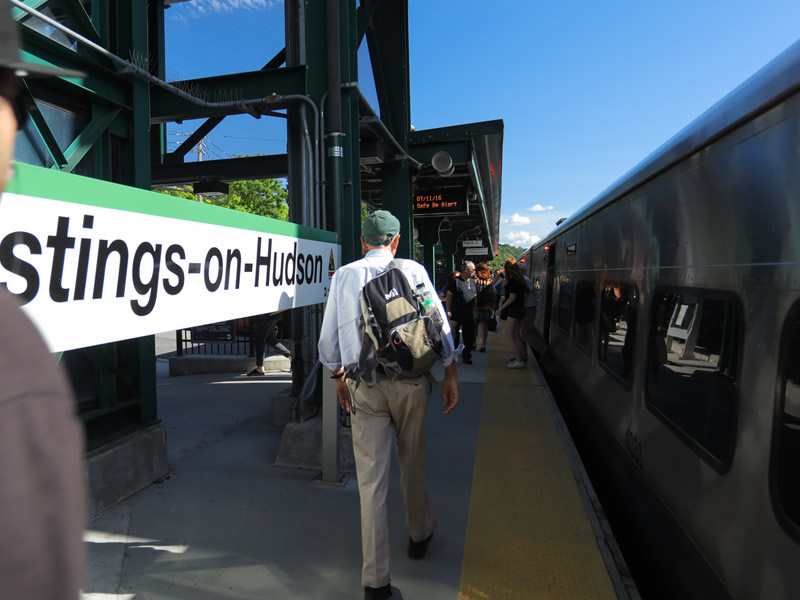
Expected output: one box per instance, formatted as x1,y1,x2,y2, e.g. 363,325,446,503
522,40,800,599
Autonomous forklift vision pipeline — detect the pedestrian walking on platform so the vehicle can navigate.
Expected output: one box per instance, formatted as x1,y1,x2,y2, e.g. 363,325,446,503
246,311,291,375
446,261,477,363
0,9,87,600
497,259,529,368
318,210,459,600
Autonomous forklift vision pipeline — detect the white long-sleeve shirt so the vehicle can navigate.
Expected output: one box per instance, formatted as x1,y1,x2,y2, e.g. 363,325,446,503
318,248,455,372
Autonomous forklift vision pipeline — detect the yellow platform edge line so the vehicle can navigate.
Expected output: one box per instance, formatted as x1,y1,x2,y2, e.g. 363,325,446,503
457,332,617,600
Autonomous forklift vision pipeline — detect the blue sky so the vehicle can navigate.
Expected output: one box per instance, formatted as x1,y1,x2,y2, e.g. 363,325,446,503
166,0,800,248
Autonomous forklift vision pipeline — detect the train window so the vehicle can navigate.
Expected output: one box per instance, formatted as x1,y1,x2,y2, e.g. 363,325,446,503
774,306,800,530
598,284,638,382
646,291,741,464
574,281,595,351
557,277,574,334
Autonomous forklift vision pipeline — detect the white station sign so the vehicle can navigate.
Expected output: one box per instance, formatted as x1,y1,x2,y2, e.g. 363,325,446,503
0,163,340,352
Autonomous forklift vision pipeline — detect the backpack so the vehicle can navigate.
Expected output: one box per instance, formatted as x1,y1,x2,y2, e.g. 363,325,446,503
347,260,444,386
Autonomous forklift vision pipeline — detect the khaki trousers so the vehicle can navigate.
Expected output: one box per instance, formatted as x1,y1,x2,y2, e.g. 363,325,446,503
348,375,437,588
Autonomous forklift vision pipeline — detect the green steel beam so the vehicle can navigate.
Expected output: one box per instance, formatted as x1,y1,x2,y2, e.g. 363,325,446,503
17,35,129,108
166,47,289,162
21,79,68,168
62,0,102,44
61,106,121,173
19,12,117,76
149,66,308,123
18,50,129,108
11,1,48,21
409,119,505,143
165,108,288,163
152,154,289,185
356,0,380,45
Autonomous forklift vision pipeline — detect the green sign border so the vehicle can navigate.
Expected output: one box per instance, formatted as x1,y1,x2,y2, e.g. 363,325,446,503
7,162,338,244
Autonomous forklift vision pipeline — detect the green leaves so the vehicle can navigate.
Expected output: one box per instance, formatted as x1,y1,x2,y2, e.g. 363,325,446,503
153,178,289,222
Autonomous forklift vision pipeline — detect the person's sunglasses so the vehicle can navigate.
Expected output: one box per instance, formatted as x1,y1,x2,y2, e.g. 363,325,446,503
0,69,33,130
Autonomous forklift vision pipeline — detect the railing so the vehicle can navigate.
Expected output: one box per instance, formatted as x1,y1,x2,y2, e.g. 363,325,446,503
176,318,252,357
175,316,290,357
175,327,253,357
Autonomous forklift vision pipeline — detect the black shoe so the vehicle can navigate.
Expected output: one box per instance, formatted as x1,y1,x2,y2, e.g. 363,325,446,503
364,583,392,599
462,358,472,364
408,532,434,560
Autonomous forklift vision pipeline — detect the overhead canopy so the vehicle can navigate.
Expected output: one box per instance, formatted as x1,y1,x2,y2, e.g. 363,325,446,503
360,114,503,257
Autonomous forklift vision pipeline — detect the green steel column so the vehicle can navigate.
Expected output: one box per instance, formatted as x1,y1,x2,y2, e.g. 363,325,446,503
383,167,413,259
125,0,152,189
443,232,456,274
149,0,167,177
307,0,359,263
376,2,413,259
127,0,155,421
422,217,437,286
325,0,346,262
341,0,361,264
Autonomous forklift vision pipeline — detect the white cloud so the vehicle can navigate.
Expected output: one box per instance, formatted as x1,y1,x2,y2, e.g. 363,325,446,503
510,213,531,224
174,0,281,17
528,204,554,212
503,230,541,247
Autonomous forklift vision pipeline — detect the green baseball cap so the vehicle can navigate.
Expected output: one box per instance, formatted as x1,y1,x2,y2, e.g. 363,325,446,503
362,210,400,245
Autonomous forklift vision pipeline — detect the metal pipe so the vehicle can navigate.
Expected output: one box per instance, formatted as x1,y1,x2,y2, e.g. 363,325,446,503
325,0,344,245
11,0,318,121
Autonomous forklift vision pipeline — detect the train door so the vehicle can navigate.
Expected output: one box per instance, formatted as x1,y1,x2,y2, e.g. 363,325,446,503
542,241,556,345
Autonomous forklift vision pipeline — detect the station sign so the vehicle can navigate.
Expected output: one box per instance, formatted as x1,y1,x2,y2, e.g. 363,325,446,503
465,247,488,256
412,189,468,216
1,163,340,353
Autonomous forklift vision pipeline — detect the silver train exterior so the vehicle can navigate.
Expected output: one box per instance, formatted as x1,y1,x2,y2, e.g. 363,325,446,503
524,40,800,600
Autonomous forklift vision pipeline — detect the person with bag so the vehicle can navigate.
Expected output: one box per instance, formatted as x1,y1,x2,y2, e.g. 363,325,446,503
246,311,292,376
445,261,477,364
318,210,459,600
497,259,530,369
472,263,496,352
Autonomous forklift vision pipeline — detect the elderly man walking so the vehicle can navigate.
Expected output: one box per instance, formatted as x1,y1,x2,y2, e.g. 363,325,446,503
318,210,459,600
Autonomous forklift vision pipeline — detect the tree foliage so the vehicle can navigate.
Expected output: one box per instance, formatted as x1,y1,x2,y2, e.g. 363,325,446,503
222,179,288,220
153,178,289,222
488,243,527,269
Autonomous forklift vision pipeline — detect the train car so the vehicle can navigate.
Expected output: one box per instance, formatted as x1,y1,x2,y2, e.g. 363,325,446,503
525,40,800,599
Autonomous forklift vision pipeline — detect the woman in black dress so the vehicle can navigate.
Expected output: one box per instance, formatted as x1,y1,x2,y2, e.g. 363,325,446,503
497,259,529,368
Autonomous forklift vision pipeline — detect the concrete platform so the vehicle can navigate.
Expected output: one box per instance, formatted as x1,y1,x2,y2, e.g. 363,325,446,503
83,335,633,599
168,353,291,376
84,356,483,599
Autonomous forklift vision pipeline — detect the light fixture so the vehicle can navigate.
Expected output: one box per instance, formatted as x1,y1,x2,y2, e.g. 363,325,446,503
193,179,230,197
431,151,454,177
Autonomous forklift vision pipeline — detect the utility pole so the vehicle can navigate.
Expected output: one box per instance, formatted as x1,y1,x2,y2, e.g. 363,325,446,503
194,138,208,201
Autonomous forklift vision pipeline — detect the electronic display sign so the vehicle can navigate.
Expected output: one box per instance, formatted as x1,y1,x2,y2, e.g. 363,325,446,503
412,189,468,216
